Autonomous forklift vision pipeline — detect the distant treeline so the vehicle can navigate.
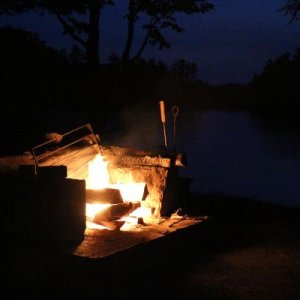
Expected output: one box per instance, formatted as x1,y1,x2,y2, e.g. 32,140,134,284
1,26,300,154
250,51,300,129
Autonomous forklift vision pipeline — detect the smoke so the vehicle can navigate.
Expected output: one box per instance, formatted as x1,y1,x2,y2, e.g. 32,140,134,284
100,100,173,151
108,104,161,151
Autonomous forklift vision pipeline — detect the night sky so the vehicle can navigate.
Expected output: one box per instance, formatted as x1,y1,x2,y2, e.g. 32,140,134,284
0,0,299,85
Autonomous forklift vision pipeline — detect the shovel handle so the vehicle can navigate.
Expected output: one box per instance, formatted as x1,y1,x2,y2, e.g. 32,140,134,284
159,100,166,123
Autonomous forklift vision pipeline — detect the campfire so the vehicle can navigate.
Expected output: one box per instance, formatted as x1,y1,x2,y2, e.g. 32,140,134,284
83,153,152,231
30,123,187,233
3,122,205,257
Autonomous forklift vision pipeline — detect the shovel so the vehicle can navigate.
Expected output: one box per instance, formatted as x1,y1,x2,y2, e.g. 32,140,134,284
159,100,168,149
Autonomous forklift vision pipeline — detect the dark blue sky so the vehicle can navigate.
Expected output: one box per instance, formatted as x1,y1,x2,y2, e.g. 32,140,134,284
0,0,299,85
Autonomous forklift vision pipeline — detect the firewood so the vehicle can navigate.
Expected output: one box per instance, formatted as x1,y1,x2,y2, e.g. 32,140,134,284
86,188,123,204
93,202,141,222
37,166,67,179
94,220,125,230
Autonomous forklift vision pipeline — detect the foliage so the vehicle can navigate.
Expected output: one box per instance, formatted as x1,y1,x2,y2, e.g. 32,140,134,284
0,1,114,66
250,49,300,125
170,59,198,81
281,0,300,22
0,25,68,68
0,1,214,67
0,0,37,14
122,0,214,61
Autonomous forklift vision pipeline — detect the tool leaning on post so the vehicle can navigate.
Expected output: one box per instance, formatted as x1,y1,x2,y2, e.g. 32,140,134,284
158,100,180,152
159,100,168,149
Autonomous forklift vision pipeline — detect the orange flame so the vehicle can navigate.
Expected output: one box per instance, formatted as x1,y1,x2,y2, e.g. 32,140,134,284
86,155,109,189
85,154,151,229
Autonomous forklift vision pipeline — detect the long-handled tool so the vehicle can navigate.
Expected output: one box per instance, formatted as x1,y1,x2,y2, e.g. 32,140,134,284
159,100,168,148
172,105,179,151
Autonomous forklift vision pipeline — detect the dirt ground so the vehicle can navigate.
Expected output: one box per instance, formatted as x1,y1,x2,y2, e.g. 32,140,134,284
5,194,300,299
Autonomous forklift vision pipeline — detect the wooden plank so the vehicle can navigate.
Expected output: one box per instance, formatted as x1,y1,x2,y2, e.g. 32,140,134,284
86,188,123,204
93,202,141,222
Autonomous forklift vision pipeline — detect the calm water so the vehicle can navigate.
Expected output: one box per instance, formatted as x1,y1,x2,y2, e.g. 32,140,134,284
113,110,300,208
176,111,300,208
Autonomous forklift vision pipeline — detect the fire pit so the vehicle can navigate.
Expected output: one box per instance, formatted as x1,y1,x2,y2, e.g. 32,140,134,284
2,123,206,257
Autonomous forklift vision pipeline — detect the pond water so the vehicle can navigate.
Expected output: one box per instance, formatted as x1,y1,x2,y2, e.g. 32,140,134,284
112,110,300,208
178,111,300,208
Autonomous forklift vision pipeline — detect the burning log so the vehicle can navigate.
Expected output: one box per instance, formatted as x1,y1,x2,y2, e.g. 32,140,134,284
86,188,123,204
94,220,126,230
93,202,141,223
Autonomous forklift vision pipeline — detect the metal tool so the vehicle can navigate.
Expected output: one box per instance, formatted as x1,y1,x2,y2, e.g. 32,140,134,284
172,105,179,151
159,100,168,148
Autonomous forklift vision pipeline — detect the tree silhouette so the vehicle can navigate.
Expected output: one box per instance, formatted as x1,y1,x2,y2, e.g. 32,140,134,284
0,25,67,69
170,59,198,80
41,0,113,67
0,0,113,67
1,1,214,68
122,0,214,62
0,1,36,14
251,49,300,119
281,0,300,22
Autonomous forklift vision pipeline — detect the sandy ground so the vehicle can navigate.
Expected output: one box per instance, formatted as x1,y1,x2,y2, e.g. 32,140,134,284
5,194,300,299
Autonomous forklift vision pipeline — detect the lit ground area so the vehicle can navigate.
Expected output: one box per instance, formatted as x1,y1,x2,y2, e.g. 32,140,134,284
6,194,300,299
74,216,205,258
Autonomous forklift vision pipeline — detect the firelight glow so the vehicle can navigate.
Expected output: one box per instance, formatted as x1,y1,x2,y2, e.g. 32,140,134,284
86,154,109,189
85,154,152,229
85,203,111,219
116,182,146,202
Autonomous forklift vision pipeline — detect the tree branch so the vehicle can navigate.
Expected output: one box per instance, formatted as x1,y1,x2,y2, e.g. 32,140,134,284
133,17,159,60
133,29,151,60
55,13,86,47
